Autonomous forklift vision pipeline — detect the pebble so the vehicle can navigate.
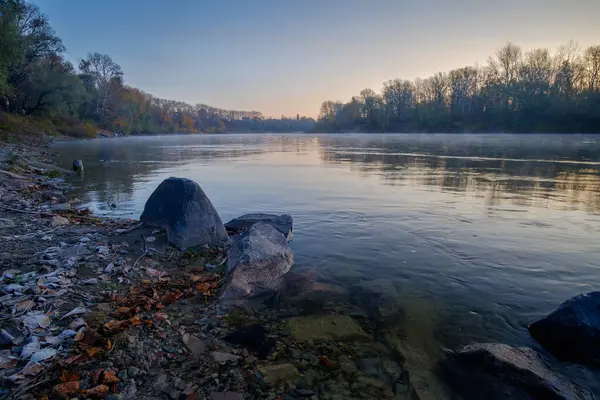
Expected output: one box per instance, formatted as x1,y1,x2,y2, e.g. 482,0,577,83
211,351,241,363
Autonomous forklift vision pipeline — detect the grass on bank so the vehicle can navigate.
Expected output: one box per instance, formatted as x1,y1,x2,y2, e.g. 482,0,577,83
0,112,101,143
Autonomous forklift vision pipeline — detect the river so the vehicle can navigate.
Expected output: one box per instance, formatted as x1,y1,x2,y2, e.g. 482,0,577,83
54,133,600,394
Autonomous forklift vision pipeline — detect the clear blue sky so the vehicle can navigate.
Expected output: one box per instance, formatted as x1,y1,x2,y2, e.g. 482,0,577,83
36,0,600,117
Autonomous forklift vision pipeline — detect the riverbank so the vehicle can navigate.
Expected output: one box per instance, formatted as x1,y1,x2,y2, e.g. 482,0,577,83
1,138,439,400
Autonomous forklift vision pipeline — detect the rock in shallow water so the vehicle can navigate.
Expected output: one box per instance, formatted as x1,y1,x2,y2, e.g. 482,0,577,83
224,213,293,241
444,343,593,400
287,315,371,342
224,324,276,360
529,291,600,368
258,363,300,386
139,177,229,250
222,223,293,298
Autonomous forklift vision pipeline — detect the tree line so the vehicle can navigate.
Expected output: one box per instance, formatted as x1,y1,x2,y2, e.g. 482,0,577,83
0,0,315,137
314,42,600,133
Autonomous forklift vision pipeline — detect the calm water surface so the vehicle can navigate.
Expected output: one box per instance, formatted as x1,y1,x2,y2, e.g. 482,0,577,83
54,134,600,390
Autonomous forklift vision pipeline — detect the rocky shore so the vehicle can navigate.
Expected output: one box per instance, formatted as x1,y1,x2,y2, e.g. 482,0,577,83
0,138,598,400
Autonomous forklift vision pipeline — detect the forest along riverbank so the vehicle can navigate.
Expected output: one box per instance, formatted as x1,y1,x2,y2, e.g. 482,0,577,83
0,139,598,400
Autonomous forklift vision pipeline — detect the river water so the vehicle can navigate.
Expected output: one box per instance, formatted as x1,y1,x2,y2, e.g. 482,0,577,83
54,133,600,393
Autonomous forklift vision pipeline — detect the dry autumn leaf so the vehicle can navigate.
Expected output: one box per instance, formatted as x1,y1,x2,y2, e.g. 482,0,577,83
54,381,79,397
86,347,104,358
59,370,80,383
81,384,110,398
101,370,120,383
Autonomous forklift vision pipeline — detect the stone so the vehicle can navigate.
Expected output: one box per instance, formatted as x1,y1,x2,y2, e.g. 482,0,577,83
287,315,371,342
224,213,293,241
352,375,394,397
210,392,244,400
153,373,170,393
182,334,206,358
224,324,276,360
258,363,300,386
351,279,403,328
140,177,228,250
445,343,593,400
51,215,70,227
222,223,294,298
211,351,241,363
529,291,600,367
72,160,83,172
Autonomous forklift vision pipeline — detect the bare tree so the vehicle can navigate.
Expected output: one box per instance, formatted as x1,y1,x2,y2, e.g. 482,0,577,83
79,52,123,121
584,46,600,92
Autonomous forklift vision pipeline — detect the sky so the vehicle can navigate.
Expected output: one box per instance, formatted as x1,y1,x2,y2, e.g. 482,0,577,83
36,0,600,118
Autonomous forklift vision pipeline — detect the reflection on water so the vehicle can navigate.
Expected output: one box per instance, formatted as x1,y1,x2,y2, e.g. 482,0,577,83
54,133,600,393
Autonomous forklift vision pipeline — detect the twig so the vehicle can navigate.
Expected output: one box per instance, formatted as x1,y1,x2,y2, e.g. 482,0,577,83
132,234,149,269
0,205,52,217
116,222,144,234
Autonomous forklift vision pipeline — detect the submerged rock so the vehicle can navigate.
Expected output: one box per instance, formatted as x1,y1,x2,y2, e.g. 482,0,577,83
224,213,293,241
140,177,229,250
351,279,403,328
222,223,293,298
444,343,593,400
529,291,600,368
287,315,371,342
224,324,276,360
258,363,300,386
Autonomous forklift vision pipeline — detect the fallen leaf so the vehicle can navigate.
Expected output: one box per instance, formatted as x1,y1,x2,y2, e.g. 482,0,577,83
60,306,88,320
54,381,79,397
81,384,109,398
129,315,142,326
153,312,168,321
68,317,86,330
146,267,162,277
22,338,41,359
114,306,131,317
195,283,211,293
59,370,80,382
91,369,101,385
101,370,120,383
0,350,17,369
30,348,57,362
46,329,77,345
60,354,84,366
104,319,128,331
22,311,51,330
86,347,104,358
74,326,85,341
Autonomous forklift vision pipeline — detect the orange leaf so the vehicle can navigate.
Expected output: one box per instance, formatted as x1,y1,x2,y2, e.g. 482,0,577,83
104,319,128,331
59,370,80,383
54,381,79,397
86,347,104,358
101,370,120,384
129,315,142,326
81,384,109,398
115,306,131,316
195,283,211,293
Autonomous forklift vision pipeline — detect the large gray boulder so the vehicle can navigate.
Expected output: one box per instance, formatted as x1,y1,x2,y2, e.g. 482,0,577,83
140,177,229,250
444,343,593,400
529,292,600,368
222,223,293,298
224,213,293,241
